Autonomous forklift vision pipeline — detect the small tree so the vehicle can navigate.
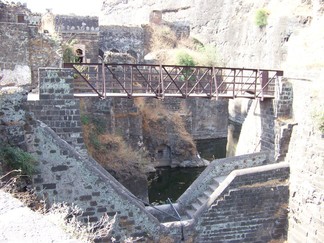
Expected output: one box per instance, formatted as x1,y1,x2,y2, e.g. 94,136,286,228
61,39,78,63
176,51,196,66
255,8,269,28
176,51,196,82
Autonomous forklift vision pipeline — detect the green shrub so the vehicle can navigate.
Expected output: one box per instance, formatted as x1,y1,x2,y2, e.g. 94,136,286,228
89,132,101,150
176,51,197,83
80,114,90,125
92,117,106,134
255,9,269,28
0,146,36,175
63,47,78,63
176,51,196,66
62,39,78,63
313,110,324,134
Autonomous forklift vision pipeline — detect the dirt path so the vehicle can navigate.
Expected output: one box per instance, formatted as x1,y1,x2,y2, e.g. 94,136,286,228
0,190,82,243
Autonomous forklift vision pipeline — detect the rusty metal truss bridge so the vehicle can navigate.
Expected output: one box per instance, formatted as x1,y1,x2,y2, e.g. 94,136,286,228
64,63,284,100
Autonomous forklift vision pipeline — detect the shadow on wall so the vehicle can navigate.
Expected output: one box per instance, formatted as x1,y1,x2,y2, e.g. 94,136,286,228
235,99,276,157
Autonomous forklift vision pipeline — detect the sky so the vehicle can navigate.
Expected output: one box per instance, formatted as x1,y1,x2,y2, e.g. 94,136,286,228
11,0,102,16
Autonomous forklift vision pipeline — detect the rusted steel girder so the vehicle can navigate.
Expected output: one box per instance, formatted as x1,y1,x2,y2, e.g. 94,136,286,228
64,63,283,100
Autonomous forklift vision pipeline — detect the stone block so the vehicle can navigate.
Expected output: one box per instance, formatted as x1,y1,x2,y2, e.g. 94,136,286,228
79,195,92,201
43,183,56,189
51,165,69,172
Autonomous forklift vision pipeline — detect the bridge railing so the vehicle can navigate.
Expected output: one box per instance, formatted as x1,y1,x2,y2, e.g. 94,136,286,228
64,63,283,99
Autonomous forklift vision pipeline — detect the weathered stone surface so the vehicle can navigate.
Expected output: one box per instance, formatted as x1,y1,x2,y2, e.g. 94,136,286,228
100,25,145,62
0,22,31,88
29,121,161,241
0,65,31,87
0,91,30,149
286,78,324,243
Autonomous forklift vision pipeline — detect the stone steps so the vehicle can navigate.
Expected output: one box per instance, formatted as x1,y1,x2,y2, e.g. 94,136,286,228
185,175,227,219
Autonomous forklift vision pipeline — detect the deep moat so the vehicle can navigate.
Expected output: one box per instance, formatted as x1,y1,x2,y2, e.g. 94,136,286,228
148,121,242,204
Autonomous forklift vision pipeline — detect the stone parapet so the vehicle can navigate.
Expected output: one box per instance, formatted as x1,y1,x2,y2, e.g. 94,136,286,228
177,152,270,207
27,68,85,153
193,162,289,242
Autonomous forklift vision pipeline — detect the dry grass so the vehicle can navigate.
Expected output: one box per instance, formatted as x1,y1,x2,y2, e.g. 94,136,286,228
148,24,219,66
150,25,177,52
82,123,148,173
239,178,289,189
137,100,196,158
45,203,116,242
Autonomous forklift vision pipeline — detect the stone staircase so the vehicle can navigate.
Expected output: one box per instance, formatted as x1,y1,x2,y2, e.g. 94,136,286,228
184,175,227,219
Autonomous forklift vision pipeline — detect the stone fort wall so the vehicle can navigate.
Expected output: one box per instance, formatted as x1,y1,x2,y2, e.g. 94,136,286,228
236,80,293,161
0,68,291,241
285,78,324,243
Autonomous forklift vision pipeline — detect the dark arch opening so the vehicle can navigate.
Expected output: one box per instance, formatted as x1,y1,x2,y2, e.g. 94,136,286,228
75,48,84,63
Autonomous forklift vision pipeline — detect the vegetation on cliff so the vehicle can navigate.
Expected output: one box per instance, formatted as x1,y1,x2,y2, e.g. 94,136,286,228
254,8,269,28
80,113,149,174
135,98,197,165
147,24,219,66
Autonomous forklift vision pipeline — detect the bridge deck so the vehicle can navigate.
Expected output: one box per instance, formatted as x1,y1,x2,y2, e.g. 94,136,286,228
64,63,284,100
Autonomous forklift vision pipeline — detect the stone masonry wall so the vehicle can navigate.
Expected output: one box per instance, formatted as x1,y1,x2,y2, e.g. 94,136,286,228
28,28,61,87
100,25,145,62
0,1,60,88
61,32,99,63
79,96,228,167
58,15,100,63
195,164,289,242
236,99,276,157
145,97,229,140
0,22,31,87
177,152,271,207
0,91,32,150
236,80,294,161
27,69,85,153
286,78,324,243
29,121,161,241
79,97,143,149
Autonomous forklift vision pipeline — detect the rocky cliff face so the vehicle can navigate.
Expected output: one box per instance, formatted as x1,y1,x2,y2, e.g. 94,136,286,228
101,0,319,69
102,0,324,240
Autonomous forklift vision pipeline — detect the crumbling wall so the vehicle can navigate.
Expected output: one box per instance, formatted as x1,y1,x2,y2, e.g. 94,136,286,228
0,22,31,88
57,15,99,63
100,25,145,62
40,13,100,63
0,2,60,89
